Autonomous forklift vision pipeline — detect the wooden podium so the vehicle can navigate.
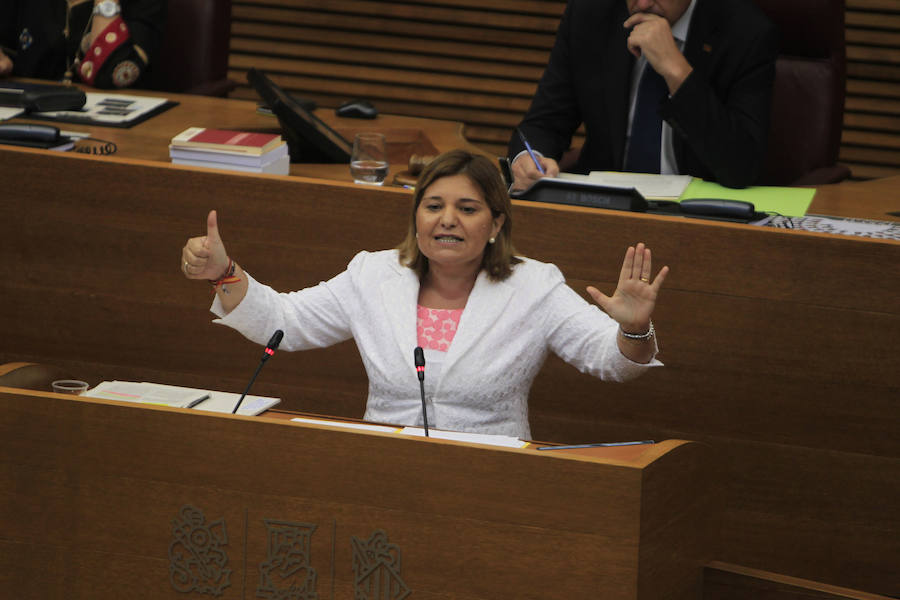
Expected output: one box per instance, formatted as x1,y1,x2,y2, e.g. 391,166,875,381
0,387,715,600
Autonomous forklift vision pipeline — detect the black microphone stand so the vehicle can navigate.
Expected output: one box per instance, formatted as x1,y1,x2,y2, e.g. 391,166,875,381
232,330,283,414
414,346,429,436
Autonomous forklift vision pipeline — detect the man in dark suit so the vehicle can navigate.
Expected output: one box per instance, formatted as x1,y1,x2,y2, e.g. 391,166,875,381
508,0,777,190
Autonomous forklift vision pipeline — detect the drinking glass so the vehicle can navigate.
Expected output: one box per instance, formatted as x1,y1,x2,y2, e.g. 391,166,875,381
350,132,389,185
51,379,90,395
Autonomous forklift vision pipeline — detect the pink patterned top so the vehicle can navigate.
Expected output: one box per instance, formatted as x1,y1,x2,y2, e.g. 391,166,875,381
417,305,463,352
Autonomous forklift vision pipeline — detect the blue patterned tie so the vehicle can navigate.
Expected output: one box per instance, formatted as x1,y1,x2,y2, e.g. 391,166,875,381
624,65,668,174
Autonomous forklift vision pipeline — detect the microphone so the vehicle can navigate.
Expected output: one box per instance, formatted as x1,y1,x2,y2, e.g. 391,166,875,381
414,346,429,437
232,330,284,414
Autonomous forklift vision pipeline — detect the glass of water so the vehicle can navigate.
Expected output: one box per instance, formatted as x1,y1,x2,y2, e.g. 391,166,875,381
51,379,90,395
350,132,389,185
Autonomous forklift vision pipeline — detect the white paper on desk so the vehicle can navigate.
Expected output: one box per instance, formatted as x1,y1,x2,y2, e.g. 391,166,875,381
85,381,207,408
84,380,279,415
0,106,25,120
192,390,280,416
559,171,692,199
400,427,528,448
33,93,168,125
290,417,400,433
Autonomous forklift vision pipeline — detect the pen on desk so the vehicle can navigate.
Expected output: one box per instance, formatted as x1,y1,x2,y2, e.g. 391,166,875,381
516,128,545,175
186,395,210,409
535,440,654,451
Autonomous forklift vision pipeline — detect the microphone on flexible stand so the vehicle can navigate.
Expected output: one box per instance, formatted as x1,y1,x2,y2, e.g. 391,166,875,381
414,346,429,437
232,330,284,414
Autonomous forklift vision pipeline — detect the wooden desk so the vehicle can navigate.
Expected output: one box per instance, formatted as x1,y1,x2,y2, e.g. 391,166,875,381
8,85,480,182
0,98,898,596
807,175,900,221
0,386,714,600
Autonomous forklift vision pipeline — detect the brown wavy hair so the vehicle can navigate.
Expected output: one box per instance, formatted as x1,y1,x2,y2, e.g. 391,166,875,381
397,150,521,281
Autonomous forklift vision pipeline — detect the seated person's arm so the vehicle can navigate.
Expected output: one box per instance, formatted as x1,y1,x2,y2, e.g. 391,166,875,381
78,0,165,88
0,5,16,77
661,30,777,188
0,48,12,76
631,10,778,188
508,1,582,191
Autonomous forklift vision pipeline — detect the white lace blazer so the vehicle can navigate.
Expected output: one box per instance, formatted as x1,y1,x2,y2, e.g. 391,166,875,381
212,250,661,439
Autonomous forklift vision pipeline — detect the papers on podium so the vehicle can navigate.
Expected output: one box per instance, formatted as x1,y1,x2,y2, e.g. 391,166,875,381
84,381,280,416
399,427,529,448
30,92,174,127
558,171,693,200
288,417,529,448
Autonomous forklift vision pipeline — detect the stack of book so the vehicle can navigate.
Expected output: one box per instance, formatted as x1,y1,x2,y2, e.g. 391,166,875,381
169,127,290,175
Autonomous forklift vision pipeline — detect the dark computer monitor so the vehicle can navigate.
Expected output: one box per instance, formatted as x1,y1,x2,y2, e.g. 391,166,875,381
246,68,352,164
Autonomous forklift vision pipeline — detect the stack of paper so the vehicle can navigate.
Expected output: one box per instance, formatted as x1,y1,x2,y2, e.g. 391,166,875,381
169,127,290,175
84,381,280,416
558,171,692,200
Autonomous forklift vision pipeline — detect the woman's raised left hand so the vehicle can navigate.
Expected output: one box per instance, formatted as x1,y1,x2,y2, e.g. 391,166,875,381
587,242,669,334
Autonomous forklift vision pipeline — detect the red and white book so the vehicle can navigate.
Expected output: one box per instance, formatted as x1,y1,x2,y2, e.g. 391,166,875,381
170,127,283,155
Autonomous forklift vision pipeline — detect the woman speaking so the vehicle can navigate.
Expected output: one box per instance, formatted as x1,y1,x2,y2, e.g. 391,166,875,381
181,150,668,439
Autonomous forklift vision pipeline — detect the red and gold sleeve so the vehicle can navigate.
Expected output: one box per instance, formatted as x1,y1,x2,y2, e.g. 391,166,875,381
78,16,148,88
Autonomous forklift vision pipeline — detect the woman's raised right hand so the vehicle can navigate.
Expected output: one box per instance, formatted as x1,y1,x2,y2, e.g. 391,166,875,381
181,210,229,280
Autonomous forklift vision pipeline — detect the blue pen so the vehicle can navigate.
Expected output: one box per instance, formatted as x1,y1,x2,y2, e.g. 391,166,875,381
517,128,546,175
535,440,654,451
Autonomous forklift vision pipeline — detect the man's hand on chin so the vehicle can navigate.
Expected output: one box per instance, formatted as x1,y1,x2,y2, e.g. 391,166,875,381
624,12,693,94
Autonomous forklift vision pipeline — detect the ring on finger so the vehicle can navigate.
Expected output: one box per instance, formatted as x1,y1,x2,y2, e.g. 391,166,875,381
639,275,650,283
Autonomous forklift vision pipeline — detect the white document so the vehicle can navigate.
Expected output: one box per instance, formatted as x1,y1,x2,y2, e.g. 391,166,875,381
0,106,25,120
84,380,280,416
85,381,209,408
33,93,169,125
400,427,528,448
171,153,290,175
559,171,692,199
193,390,281,415
290,416,400,433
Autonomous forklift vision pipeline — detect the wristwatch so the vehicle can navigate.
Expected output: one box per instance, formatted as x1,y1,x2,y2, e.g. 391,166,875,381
93,0,121,18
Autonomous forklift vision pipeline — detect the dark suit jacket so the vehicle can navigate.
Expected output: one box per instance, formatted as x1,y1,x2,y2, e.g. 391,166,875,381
509,0,778,188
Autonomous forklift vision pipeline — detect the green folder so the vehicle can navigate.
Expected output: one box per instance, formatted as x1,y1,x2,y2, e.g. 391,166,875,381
679,179,816,217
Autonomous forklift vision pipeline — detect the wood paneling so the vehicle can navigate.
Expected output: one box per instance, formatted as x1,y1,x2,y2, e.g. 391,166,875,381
228,0,566,157
228,0,900,178
0,387,714,600
826,0,898,178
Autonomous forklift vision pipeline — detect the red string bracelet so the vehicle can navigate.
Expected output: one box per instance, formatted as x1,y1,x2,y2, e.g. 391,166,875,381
209,258,240,293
